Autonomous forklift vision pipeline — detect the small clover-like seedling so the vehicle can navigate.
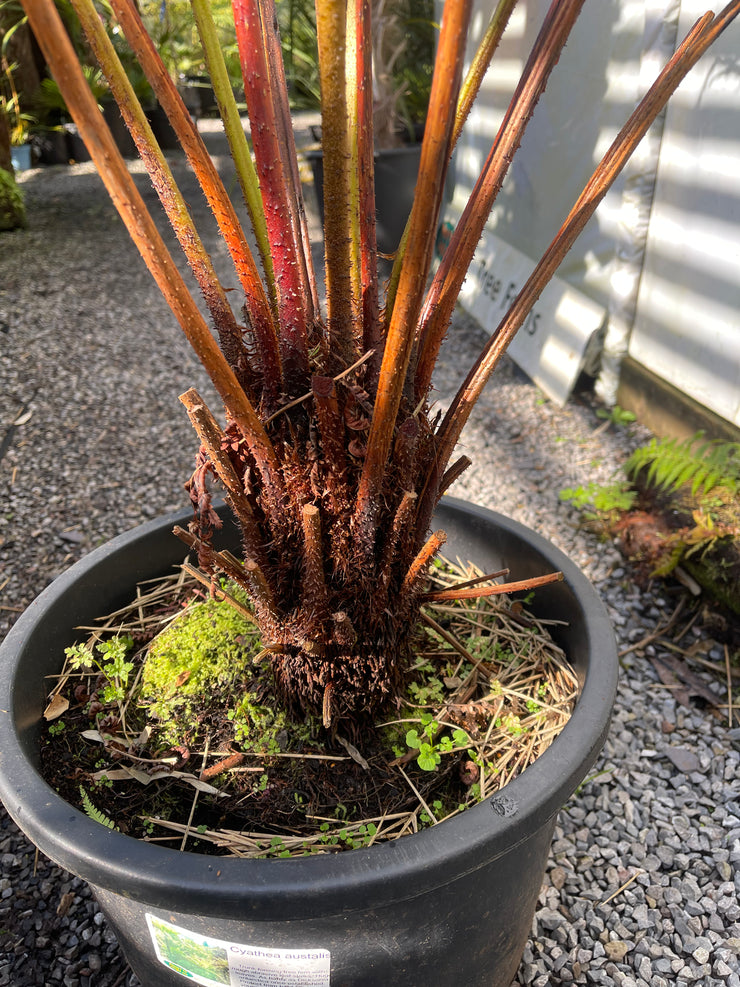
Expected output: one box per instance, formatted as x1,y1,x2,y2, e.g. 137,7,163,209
408,735,440,772
438,728,470,754
406,717,470,772
357,823,377,845
502,713,524,736
420,799,445,826
406,714,441,771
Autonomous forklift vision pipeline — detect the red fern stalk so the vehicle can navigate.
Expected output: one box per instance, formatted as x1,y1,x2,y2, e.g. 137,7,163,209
110,0,282,410
233,0,313,392
314,0,355,367
354,0,472,552
414,0,587,403
354,0,380,376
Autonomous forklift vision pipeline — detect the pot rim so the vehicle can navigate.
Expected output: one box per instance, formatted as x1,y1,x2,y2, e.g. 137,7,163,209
0,496,617,919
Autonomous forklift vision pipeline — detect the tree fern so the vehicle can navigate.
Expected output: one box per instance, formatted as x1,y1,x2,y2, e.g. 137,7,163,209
626,432,740,499
25,0,740,724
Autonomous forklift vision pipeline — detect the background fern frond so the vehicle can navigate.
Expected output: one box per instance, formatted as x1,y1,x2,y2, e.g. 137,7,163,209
626,432,740,498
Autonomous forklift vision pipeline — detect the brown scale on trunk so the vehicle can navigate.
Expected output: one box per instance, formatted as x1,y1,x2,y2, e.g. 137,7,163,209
184,412,431,726
180,349,444,726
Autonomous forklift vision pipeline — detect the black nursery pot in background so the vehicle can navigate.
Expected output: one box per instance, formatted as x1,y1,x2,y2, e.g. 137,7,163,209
306,142,423,256
0,498,617,987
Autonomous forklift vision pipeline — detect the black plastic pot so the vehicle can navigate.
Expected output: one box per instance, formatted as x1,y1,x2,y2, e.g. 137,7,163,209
0,498,617,986
180,77,217,118
64,104,138,163
147,103,181,152
306,143,422,256
34,129,68,165
102,102,137,158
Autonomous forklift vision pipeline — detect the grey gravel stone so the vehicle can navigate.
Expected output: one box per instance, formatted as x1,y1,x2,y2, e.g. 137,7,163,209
1,118,739,987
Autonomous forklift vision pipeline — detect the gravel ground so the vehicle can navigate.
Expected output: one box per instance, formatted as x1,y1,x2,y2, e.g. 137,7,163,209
1,120,739,987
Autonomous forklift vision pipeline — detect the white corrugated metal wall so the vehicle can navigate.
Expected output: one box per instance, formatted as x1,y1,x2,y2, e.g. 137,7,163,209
447,0,740,426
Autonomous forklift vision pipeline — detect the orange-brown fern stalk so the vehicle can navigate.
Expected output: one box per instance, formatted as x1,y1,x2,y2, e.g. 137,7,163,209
22,0,740,725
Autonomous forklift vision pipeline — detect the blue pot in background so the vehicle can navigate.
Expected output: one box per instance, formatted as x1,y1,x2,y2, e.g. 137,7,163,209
10,143,32,171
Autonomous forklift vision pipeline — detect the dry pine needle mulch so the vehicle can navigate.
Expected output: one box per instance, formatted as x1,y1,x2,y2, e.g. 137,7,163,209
40,556,578,858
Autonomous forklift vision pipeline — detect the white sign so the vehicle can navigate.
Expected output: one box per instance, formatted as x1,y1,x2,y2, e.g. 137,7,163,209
441,219,606,405
147,914,331,987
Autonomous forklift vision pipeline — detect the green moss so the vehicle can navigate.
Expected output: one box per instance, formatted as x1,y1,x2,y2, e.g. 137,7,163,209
140,590,266,748
0,167,26,232
226,692,288,753
684,550,740,617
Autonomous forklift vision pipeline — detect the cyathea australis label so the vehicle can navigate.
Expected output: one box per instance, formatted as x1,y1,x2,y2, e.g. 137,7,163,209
146,914,330,986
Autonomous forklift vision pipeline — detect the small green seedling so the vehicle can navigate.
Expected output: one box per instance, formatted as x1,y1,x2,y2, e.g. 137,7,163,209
405,714,469,772
65,634,135,705
420,800,444,825
596,405,637,428
559,481,637,521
